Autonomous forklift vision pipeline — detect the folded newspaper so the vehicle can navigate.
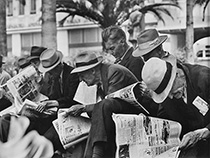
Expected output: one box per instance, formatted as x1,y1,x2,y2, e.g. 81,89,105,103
112,114,182,158
53,109,91,149
106,82,149,114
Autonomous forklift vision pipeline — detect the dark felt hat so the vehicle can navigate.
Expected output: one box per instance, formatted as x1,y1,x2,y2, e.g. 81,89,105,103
133,29,168,57
0,55,5,66
28,46,47,61
18,57,31,69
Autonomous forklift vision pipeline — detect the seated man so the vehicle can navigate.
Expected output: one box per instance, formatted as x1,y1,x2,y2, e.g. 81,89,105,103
64,51,148,158
0,55,12,111
141,56,210,158
33,48,80,134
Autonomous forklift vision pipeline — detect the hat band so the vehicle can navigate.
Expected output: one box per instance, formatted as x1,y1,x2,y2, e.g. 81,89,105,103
154,62,172,94
43,56,60,68
138,38,159,50
76,58,99,67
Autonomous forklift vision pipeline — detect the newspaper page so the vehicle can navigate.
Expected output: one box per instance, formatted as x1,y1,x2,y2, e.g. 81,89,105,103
112,114,182,158
73,81,97,105
106,82,149,114
53,109,91,149
5,65,43,112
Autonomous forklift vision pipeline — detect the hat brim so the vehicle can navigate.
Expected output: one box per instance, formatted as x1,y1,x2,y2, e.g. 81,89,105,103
38,51,63,73
133,36,168,57
71,57,103,74
150,54,177,103
28,56,39,61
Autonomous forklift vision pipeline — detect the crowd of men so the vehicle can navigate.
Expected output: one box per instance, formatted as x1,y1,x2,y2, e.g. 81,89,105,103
0,27,209,158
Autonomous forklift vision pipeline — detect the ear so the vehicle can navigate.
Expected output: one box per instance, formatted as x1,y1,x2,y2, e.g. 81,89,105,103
91,68,96,74
120,38,126,44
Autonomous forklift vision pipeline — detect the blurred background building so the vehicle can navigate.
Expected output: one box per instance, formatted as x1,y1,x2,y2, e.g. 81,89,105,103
6,0,210,66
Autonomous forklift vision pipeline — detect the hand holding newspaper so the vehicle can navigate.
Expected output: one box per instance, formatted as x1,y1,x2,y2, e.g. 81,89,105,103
106,82,150,114
0,65,52,117
112,114,182,158
53,109,91,149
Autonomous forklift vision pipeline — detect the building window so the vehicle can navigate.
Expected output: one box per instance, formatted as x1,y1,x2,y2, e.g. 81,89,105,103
30,0,36,14
6,0,13,16
19,0,25,15
69,29,83,44
69,28,102,48
21,33,41,54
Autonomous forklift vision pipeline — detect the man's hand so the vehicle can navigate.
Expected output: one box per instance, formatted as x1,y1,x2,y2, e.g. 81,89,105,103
65,104,86,117
0,116,54,158
36,100,58,113
179,128,210,150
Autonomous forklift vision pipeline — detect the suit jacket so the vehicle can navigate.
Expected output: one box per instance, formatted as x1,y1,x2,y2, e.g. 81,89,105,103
158,63,210,137
40,63,80,108
119,47,144,81
85,63,139,112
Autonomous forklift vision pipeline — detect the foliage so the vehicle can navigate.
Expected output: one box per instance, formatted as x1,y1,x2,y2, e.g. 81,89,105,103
56,0,180,28
194,0,210,20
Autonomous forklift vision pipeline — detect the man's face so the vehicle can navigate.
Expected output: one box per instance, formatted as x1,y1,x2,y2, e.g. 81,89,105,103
168,69,186,99
78,69,97,86
142,46,163,61
104,38,125,59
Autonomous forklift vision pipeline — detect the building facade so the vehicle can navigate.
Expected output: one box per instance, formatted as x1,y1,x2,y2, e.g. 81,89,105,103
6,0,210,66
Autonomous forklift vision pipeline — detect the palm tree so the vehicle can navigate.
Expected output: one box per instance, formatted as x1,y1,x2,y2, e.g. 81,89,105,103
195,0,210,21
41,0,57,49
0,0,7,56
56,0,180,29
186,0,194,63
185,0,209,63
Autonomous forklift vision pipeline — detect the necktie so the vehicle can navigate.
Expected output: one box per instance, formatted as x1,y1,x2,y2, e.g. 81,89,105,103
52,76,62,98
97,83,105,100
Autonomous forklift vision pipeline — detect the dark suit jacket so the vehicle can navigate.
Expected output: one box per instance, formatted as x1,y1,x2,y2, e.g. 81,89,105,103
40,63,79,108
158,63,210,137
85,62,140,112
119,47,144,81
101,62,139,95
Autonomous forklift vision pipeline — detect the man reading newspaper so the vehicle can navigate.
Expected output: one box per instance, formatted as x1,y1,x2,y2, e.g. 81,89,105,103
62,51,148,158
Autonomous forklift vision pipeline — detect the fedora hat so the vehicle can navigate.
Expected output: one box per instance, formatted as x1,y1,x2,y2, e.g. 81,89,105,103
133,29,168,57
28,46,47,61
38,48,63,73
71,51,103,74
141,55,177,103
17,56,31,69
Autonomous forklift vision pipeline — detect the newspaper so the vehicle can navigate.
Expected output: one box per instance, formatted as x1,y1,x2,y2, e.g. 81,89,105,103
112,114,182,158
106,82,149,114
53,109,91,149
4,66,42,111
73,81,97,105
0,65,50,115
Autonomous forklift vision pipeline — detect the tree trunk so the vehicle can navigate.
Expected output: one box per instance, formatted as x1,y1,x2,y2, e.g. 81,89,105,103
186,0,194,63
41,0,57,49
0,0,7,56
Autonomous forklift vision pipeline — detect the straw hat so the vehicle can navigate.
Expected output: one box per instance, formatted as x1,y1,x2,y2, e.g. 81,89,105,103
133,29,167,57
141,55,177,103
38,49,63,73
71,51,103,73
